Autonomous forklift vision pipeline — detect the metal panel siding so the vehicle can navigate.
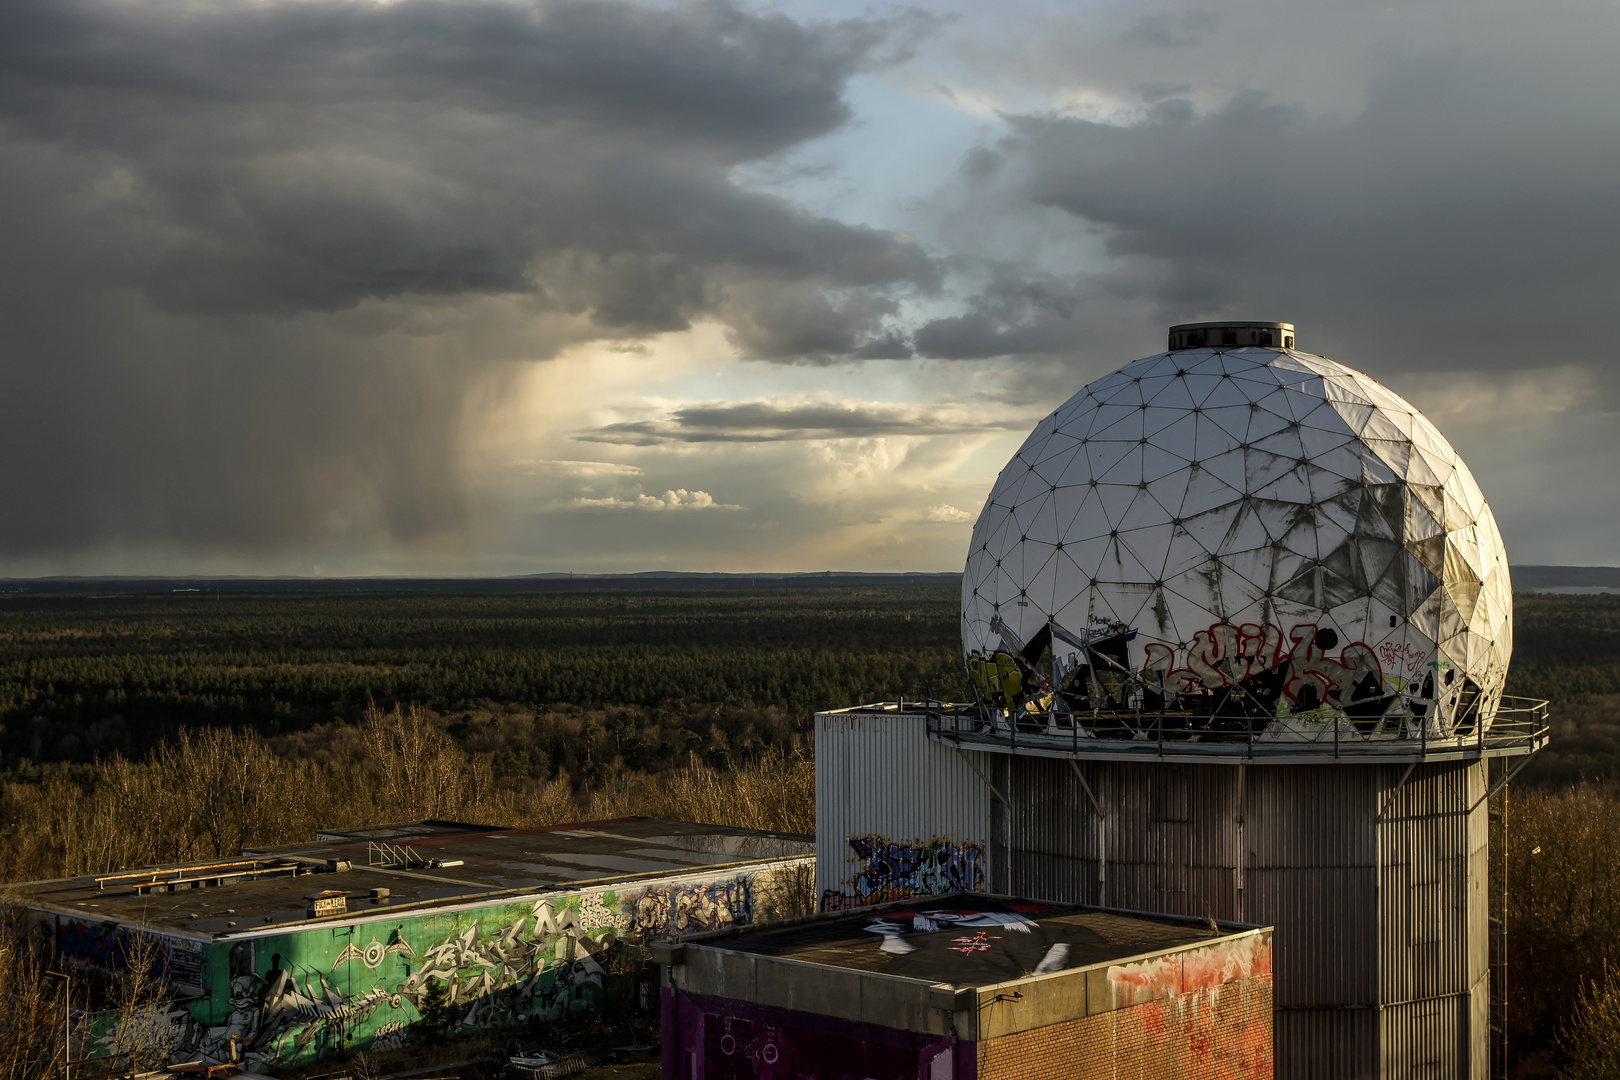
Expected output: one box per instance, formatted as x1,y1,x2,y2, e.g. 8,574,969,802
1003,759,1246,915
814,709,992,904
1375,760,1487,1078
1381,995,1467,1080
990,755,1489,1078
1274,1009,1378,1080
1004,756,1095,906
1377,763,1484,1006
1246,867,1377,1008
1246,765,1378,869
1243,767,1377,1049
1468,976,1490,1080
1466,767,1490,996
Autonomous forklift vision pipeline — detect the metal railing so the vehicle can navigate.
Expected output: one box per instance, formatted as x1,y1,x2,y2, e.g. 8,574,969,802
367,841,423,868
922,695,1550,763
95,858,304,894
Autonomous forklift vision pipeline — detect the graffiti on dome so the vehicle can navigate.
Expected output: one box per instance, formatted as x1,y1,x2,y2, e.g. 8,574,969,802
1378,640,1431,677
1140,621,1391,716
967,611,1488,734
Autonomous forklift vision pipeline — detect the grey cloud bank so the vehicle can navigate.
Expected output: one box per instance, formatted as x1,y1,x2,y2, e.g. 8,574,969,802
577,399,1024,445
0,0,933,562
919,12,1620,371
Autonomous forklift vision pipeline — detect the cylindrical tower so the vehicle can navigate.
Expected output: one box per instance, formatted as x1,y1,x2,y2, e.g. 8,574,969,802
942,323,1547,1078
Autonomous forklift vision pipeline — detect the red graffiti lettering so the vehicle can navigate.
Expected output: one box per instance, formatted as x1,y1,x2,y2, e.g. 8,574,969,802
1145,621,1386,711
1283,624,1380,708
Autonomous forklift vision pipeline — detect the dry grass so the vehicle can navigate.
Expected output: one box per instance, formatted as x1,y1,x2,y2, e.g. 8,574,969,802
0,703,814,885
583,753,814,836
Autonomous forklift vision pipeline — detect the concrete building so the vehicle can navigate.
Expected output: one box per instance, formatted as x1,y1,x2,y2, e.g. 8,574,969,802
657,893,1273,1079
15,817,813,1070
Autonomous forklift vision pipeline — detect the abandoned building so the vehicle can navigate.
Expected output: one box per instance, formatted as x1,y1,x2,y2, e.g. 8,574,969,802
14,817,813,1069
657,893,1274,1079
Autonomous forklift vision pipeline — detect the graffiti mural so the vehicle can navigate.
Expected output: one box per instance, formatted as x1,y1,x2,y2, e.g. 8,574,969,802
88,865,796,1070
820,890,865,913
1139,621,1393,720
828,836,985,909
620,879,753,937
96,894,620,1067
980,613,1440,738
59,920,142,973
57,921,205,993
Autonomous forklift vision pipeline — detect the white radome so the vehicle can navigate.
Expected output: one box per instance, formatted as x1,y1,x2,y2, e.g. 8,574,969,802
961,325,1512,739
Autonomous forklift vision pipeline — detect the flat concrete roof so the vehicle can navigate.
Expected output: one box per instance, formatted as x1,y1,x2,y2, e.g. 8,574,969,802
16,817,811,937
703,894,1225,988
662,894,1272,1041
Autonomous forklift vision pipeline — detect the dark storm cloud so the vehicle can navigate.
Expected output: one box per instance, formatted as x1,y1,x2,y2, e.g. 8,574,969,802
928,23,1620,375
912,265,1083,359
0,0,937,319
576,400,1019,445
0,0,938,557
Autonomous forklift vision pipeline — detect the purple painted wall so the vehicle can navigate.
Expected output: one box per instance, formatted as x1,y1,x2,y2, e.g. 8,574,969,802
663,989,970,1080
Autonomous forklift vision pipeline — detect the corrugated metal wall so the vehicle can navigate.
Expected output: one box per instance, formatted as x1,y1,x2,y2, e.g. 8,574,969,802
1375,760,1490,1080
998,752,1489,1079
814,708,993,902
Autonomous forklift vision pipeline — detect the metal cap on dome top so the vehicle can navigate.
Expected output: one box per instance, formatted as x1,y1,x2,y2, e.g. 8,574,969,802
1168,321,1294,351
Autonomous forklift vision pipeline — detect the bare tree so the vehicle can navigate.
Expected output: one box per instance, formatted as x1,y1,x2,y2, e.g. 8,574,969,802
360,702,475,821
1560,962,1620,1080
0,899,67,1080
105,929,177,1070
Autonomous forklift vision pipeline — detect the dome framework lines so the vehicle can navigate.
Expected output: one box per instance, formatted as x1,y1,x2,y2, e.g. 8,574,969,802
961,345,1515,745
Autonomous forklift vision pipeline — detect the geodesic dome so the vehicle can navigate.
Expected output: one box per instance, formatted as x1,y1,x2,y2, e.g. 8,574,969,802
961,323,1512,739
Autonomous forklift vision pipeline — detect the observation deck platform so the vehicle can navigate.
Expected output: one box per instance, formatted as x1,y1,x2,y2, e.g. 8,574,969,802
905,697,1549,765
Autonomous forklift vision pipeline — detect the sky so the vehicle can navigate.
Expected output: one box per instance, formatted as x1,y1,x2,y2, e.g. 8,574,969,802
1,0,1616,576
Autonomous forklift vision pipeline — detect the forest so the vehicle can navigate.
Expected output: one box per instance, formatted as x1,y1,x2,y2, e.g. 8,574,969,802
0,582,1615,1077
0,584,962,772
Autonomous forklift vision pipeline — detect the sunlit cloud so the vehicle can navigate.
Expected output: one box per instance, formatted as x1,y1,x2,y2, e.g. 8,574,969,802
567,489,741,512
574,395,1028,445
517,459,645,477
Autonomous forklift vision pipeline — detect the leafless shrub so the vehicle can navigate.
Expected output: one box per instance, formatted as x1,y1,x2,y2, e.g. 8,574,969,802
753,859,817,922
0,899,67,1080
104,930,177,1069
1500,782,1620,1071
584,753,815,836
1558,962,1620,1080
0,717,816,887
360,702,473,821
